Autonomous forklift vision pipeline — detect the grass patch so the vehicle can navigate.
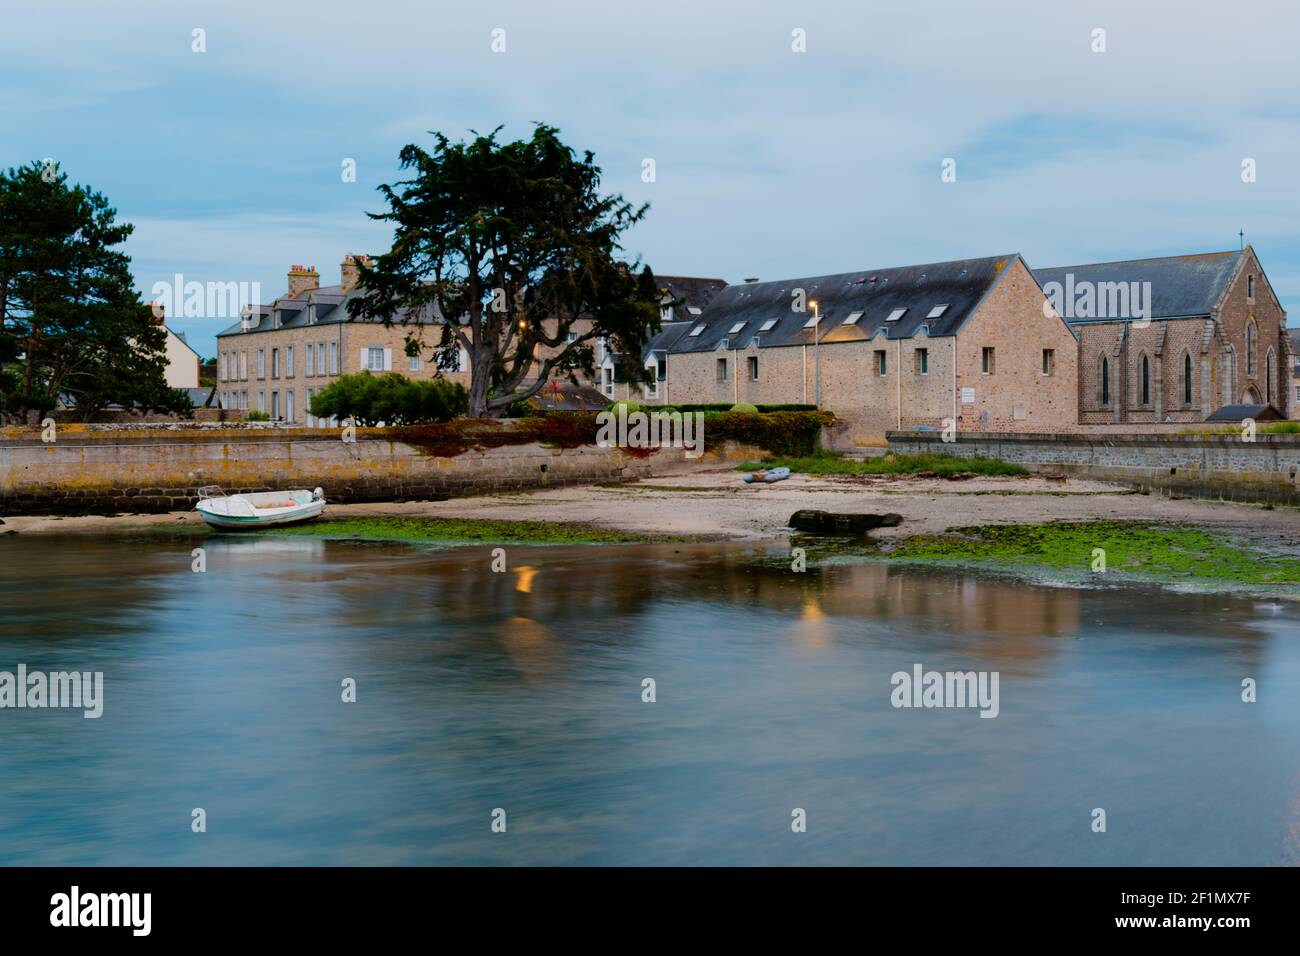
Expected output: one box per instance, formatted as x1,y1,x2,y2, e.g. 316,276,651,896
888,520,1300,585
248,515,688,544
738,450,1028,477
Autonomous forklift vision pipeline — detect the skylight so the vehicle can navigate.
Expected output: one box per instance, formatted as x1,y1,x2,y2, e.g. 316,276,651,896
886,308,907,322
729,321,746,334
759,319,778,332
689,324,706,336
688,306,702,315
802,315,821,329
927,304,949,319
842,310,864,325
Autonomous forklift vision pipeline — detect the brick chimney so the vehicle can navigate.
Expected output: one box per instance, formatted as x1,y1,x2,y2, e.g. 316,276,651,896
150,301,166,323
287,263,320,298
340,254,372,294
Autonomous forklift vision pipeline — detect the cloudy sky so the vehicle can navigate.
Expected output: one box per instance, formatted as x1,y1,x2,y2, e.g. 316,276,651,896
3,0,1297,356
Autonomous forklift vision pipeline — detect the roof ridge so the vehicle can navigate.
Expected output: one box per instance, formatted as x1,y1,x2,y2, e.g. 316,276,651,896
1037,250,1240,271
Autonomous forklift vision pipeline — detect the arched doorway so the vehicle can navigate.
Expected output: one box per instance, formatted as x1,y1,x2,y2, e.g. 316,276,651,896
1241,385,1261,405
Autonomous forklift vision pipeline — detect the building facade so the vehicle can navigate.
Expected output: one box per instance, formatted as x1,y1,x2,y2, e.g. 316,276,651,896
659,254,1080,445
1034,247,1291,424
216,258,470,424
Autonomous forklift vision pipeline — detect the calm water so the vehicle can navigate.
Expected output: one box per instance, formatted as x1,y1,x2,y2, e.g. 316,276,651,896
0,533,1297,866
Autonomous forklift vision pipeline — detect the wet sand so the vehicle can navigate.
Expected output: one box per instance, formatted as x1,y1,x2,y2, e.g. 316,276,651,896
5,464,1295,546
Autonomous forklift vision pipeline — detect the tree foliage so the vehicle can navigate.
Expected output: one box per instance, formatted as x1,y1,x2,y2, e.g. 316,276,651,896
349,125,664,417
0,161,190,422
308,371,468,426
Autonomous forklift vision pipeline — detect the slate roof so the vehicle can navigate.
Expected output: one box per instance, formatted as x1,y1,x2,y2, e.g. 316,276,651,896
658,275,728,317
667,254,1020,353
1032,251,1242,323
1205,403,1284,422
216,285,447,338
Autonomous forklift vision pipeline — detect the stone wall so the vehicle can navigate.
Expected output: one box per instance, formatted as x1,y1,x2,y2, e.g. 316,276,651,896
887,428,1300,504
0,424,662,516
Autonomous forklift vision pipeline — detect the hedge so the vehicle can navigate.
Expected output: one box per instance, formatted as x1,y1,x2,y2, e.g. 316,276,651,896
385,409,829,459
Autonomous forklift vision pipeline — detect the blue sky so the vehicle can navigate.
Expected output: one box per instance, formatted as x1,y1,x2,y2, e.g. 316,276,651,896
3,0,1297,357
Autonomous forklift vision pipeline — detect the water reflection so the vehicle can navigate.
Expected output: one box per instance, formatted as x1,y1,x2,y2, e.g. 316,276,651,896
0,534,1295,866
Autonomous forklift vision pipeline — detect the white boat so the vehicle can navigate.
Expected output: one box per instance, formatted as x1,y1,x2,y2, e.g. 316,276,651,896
742,466,792,484
195,485,325,530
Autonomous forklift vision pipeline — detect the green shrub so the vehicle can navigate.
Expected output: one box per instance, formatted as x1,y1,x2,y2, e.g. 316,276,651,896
606,400,641,415
309,371,468,426
246,410,271,422
730,402,759,413
708,410,830,457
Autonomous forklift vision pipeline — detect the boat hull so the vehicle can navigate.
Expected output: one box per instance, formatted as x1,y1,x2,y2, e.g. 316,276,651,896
196,500,325,530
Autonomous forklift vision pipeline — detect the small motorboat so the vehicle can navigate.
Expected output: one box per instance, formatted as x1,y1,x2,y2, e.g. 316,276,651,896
742,466,791,485
195,485,325,530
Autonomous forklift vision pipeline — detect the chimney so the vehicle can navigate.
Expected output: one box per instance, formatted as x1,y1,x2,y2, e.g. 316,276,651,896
340,253,372,294
150,301,166,324
744,277,759,283
287,263,320,298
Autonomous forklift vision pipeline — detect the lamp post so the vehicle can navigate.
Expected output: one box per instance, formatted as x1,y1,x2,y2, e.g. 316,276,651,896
810,300,821,409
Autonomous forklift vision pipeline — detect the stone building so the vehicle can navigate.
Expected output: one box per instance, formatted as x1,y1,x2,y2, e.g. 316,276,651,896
661,254,1080,445
216,259,726,423
216,257,467,424
1034,247,1291,424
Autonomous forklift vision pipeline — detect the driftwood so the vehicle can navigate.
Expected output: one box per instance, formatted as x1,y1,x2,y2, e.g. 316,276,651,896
788,510,902,536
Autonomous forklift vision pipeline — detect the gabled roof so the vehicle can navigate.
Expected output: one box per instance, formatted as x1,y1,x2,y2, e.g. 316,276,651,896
667,254,1020,352
217,286,447,338
658,275,728,314
1033,250,1243,323
1205,403,1284,422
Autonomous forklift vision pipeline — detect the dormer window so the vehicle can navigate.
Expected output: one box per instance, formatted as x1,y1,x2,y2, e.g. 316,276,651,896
661,304,674,323
927,304,949,319
886,308,907,322
842,310,864,325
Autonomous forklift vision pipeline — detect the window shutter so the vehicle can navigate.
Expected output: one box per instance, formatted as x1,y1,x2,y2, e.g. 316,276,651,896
359,348,368,371
384,348,392,371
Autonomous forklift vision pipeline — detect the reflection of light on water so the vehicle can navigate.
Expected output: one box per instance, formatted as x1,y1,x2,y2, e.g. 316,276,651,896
500,616,552,683
797,596,829,647
215,537,326,559
515,566,538,593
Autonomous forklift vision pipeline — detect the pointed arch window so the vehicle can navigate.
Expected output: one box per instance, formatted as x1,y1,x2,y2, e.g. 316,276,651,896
1140,354,1150,405
1183,352,1193,406
1245,320,1257,376
1100,357,1110,406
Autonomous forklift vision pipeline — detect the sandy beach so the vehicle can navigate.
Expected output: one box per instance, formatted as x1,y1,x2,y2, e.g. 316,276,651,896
5,462,1296,546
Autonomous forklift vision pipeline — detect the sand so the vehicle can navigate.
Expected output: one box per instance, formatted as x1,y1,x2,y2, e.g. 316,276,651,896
4,462,1295,546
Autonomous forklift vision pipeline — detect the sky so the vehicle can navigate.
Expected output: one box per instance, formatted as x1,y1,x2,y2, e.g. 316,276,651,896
3,0,1298,358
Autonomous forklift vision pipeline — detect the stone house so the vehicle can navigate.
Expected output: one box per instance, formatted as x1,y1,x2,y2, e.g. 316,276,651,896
597,276,728,402
216,259,726,422
661,254,1080,445
216,257,470,424
1033,247,1291,424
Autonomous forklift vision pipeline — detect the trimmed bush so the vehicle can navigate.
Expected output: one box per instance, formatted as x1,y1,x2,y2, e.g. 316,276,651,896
246,410,271,421
730,402,759,413
309,371,468,425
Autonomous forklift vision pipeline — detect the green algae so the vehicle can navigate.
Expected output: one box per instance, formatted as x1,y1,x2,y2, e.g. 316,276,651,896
888,521,1300,585
738,451,1029,477
254,515,691,545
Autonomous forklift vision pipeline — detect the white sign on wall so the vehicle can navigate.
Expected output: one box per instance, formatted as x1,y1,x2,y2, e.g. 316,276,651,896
961,387,975,404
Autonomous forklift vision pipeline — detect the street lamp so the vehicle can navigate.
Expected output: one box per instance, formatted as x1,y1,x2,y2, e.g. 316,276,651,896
810,300,821,409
